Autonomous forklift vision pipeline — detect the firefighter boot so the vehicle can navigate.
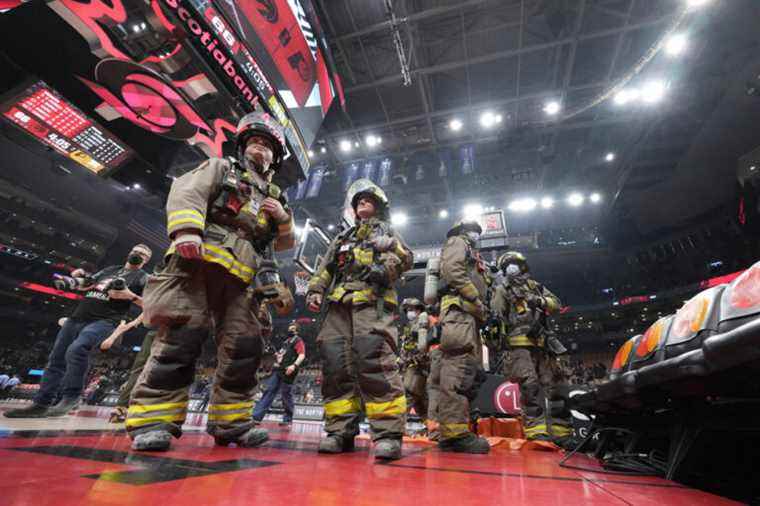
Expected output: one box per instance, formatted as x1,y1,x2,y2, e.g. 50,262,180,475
318,434,356,454
438,433,490,454
132,430,172,452
215,427,269,448
374,438,402,460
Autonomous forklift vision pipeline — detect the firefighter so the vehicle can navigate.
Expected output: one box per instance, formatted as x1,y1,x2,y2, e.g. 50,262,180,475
434,220,491,453
126,112,296,452
306,179,413,460
399,298,430,424
490,251,571,444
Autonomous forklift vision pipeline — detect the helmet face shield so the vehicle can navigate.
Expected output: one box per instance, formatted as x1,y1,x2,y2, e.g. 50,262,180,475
344,178,390,224
236,112,286,169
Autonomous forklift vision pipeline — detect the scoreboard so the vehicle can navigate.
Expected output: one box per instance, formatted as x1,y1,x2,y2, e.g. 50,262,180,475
2,81,132,174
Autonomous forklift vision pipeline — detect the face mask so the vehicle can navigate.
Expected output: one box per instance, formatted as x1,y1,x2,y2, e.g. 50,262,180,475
505,264,521,276
406,311,418,321
128,254,143,266
466,231,480,244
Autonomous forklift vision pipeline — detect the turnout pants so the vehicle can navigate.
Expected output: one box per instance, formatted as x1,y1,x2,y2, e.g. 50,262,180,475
502,346,571,440
126,256,262,441
318,301,406,442
117,330,156,408
426,348,442,424
434,307,484,441
403,365,428,420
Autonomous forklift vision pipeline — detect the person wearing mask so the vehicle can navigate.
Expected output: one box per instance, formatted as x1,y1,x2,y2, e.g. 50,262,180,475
306,180,413,460
4,245,151,418
125,113,295,452
252,321,306,426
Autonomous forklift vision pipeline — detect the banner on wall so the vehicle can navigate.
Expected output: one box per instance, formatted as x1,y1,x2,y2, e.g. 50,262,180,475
343,162,359,190
361,159,376,183
460,144,475,175
305,165,325,198
378,157,392,186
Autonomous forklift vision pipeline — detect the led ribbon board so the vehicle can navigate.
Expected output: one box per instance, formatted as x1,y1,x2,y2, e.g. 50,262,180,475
2,81,132,174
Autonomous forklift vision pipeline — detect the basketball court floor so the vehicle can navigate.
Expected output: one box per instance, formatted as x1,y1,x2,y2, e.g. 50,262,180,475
0,402,739,505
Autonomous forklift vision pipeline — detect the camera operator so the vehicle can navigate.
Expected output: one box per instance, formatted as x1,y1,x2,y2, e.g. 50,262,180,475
4,244,152,419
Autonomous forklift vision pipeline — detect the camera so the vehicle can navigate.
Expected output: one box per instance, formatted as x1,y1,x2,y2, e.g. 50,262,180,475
105,277,126,291
53,274,95,291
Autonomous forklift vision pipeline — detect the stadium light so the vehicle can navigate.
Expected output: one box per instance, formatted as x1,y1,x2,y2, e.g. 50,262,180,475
354,141,360,148
438,209,449,219
590,193,602,204
391,212,408,226
132,183,141,190
540,197,554,209
449,118,463,131
614,88,640,106
366,134,381,148
543,101,561,115
687,0,711,8
320,146,327,154
665,34,688,56
462,203,483,220
567,193,584,207
605,152,616,162
339,140,352,152
641,80,667,104
508,198,537,213
308,150,315,157
327,224,335,231
479,111,501,128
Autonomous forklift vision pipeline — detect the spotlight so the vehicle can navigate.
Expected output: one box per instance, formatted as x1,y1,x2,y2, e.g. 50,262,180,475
665,34,687,56
132,183,141,190
687,0,711,8
438,209,449,219
339,140,352,152
462,203,483,221
614,88,639,106
449,118,463,131
354,141,360,148
590,193,602,203
479,111,497,128
320,146,327,154
308,150,315,157
567,193,584,207
543,101,561,115
508,198,537,212
641,80,666,104
365,134,381,148
391,212,408,226
540,197,554,209
605,152,616,162
327,224,335,231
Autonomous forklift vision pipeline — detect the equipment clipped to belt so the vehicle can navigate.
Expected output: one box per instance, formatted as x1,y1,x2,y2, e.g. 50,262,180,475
218,162,252,215
252,258,294,316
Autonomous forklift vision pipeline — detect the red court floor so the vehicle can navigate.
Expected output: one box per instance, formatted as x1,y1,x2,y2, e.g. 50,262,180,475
0,406,740,506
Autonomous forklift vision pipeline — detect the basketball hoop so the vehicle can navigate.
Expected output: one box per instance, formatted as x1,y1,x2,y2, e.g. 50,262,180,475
294,271,310,296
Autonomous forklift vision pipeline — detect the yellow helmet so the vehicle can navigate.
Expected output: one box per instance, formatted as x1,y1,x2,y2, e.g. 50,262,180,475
497,251,529,273
349,179,390,219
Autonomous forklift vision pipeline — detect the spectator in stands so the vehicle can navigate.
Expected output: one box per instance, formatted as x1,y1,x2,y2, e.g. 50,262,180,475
3,245,151,419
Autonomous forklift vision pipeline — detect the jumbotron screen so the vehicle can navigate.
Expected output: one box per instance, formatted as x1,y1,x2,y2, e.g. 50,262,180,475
2,81,132,174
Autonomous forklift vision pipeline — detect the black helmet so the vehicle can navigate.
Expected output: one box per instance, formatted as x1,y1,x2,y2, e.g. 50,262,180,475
349,179,390,219
236,112,287,169
497,251,529,273
447,219,482,238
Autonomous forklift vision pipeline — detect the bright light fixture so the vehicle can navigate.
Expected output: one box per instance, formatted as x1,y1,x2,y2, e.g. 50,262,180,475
391,212,408,226
665,34,688,56
614,88,640,106
320,146,327,154
480,111,497,128
641,80,666,104
339,140,352,152
605,152,616,162
540,197,554,209
590,193,602,203
365,134,381,147
508,198,537,212
449,118,463,131
327,224,335,231
132,24,140,33
354,141,360,148
308,150,315,157
543,101,561,115
132,183,141,190
438,209,449,219
462,203,483,220
567,193,584,207
687,0,711,8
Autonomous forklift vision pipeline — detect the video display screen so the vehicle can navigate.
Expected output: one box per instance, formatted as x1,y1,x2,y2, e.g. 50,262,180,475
2,81,132,174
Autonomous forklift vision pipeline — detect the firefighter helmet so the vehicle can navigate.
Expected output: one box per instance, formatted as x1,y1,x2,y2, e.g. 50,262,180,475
446,219,482,238
497,251,529,273
236,112,286,169
349,179,390,219
401,298,425,311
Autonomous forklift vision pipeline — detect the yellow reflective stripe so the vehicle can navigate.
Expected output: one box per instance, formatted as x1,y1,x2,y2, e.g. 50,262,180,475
168,209,204,220
524,423,549,437
365,395,406,419
127,402,187,414
508,335,544,347
125,413,186,428
207,411,252,422
352,288,398,306
204,245,255,274
544,297,560,313
167,217,205,229
324,397,362,417
327,285,347,302
208,402,254,412
353,247,374,266
440,423,470,437
550,424,573,437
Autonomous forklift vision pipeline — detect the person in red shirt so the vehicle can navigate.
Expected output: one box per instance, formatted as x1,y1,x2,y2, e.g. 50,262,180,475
253,322,306,426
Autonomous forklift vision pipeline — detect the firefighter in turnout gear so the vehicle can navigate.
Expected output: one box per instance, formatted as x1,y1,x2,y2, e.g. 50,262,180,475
306,179,413,460
490,251,572,444
434,220,491,454
400,298,430,423
126,112,296,452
